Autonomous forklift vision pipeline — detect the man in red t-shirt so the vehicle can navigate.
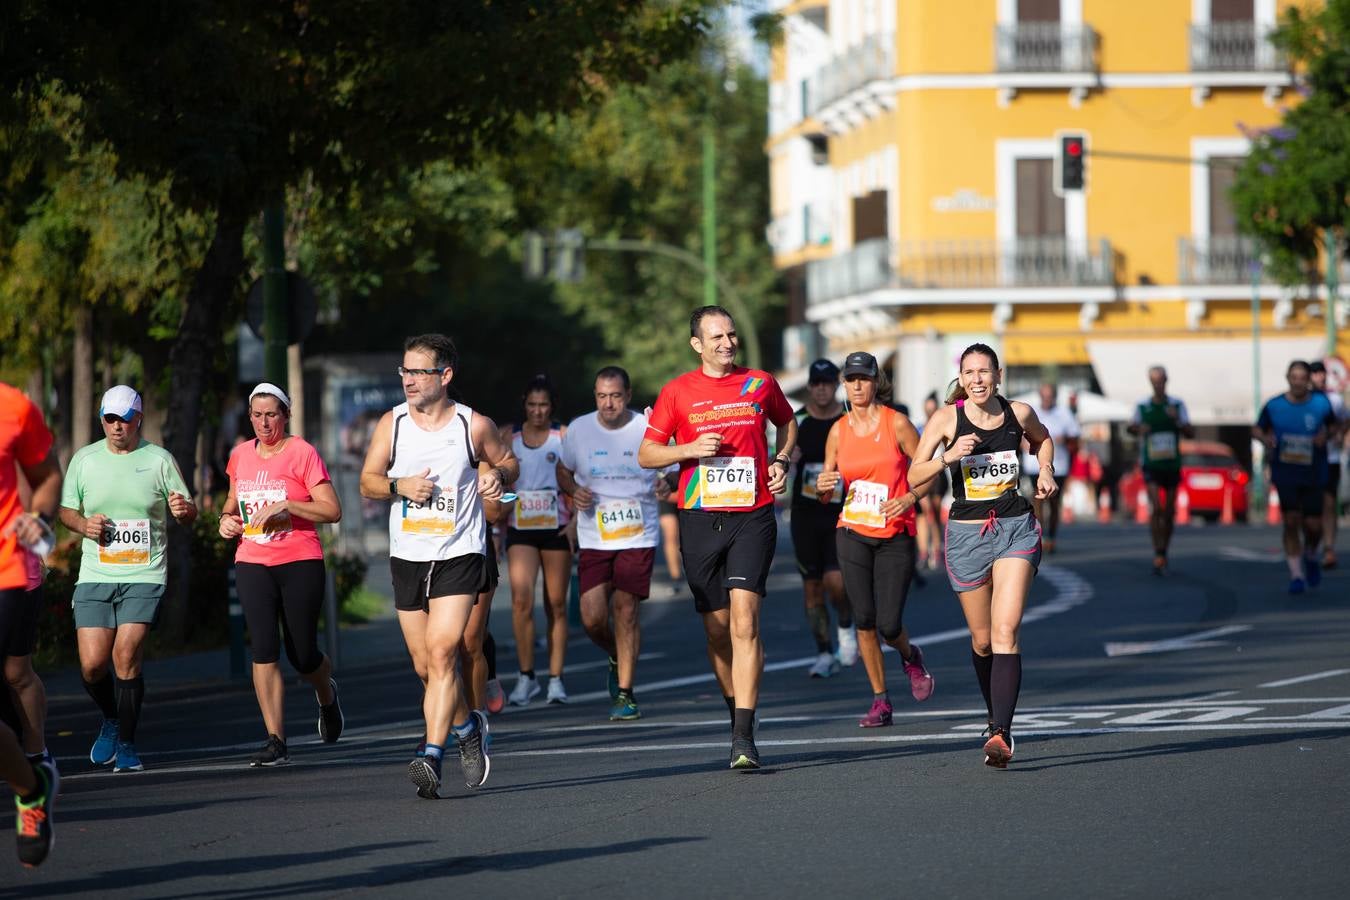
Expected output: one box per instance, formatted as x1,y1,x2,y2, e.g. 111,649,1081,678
1,382,61,867
639,306,797,770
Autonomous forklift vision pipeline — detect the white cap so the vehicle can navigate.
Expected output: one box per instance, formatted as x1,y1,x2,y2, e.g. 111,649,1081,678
248,382,291,410
100,385,143,421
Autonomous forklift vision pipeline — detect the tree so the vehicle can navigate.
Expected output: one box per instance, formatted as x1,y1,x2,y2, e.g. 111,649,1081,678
1232,0,1350,287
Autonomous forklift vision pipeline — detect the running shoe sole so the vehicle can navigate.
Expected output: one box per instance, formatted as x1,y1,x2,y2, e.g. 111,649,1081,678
318,678,344,743
408,758,441,799
983,733,1014,769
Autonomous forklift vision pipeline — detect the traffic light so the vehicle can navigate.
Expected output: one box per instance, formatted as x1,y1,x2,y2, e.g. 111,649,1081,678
1059,134,1086,192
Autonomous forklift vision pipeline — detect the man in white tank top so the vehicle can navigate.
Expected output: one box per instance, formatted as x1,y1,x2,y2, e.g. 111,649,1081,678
360,333,518,800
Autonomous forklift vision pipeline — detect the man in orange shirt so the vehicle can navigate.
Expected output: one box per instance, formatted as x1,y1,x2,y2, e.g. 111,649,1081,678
1,382,61,867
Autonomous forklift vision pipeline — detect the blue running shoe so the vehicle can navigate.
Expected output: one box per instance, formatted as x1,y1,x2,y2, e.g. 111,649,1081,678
609,691,641,721
1289,577,1307,595
1305,557,1322,588
89,719,118,766
113,742,144,773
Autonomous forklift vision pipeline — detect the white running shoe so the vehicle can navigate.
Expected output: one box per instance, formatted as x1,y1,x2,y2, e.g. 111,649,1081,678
836,626,859,667
808,651,841,679
508,673,541,707
546,676,569,704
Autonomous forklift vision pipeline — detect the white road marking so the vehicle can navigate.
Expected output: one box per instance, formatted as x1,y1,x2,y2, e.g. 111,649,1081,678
1258,669,1350,689
1103,624,1253,658
1218,546,1282,562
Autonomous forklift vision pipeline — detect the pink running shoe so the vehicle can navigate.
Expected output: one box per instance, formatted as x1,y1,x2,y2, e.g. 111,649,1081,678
858,697,893,728
902,645,935,702
485,678,506,714
983,729,1014,768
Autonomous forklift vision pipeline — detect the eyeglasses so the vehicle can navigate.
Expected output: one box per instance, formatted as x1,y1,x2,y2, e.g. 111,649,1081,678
397,367,446,377
102,414,133,424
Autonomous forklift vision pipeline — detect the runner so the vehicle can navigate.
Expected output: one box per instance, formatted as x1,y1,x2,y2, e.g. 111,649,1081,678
502,376,573,706
789,359,856,678
916,393,948,572
1126,366,1195,575
658,498,682,584
358,334,515,799
557,366,670,721
1021,382,1079,554
639,305,797,769
1,381,60,867
815,352,934,726
1254,360,1336,594
1309,361,1346,568
58,386,197,773
219,383,344,767
909,343,1057,769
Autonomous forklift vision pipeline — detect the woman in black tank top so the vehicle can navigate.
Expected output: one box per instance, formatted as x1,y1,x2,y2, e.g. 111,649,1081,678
907,344,1058,770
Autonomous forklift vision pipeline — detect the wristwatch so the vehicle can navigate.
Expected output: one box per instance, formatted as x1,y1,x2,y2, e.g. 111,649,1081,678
770,456,789,470
389,479,399,499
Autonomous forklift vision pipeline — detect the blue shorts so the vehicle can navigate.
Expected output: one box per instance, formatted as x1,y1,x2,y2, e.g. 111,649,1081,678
944,512,1042,593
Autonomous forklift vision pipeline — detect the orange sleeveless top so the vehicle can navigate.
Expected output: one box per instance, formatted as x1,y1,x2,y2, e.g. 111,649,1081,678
834,405,915,539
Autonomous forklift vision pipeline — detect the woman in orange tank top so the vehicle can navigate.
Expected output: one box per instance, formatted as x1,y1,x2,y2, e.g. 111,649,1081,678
816,352,935,728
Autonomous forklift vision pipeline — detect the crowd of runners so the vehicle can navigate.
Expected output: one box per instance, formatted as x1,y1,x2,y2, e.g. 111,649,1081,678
2,304,1345,867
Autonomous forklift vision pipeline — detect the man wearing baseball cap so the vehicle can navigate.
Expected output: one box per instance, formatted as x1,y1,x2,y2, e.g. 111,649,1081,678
59,385,197,773
790,359,856,679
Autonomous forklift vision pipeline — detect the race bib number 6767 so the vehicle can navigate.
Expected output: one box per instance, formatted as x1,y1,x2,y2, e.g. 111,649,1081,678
697,456,756,508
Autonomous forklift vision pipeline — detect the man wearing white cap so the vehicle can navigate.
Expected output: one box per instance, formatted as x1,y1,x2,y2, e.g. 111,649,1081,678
59,385,196,773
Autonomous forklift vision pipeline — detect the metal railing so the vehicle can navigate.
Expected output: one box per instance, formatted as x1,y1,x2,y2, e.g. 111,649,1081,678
1189,21,1284,73
995,22,1098,73
805,33,894,117
1178,235,1263,284
806,236,1118,305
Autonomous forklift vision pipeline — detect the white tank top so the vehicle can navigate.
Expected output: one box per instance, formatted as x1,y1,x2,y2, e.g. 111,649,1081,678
508,426,569,530
386,402,486,562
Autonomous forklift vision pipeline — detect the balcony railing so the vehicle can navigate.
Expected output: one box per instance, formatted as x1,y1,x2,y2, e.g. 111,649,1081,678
1190,22,1284,73
1178,235,1262,284
995,22,1098,74
805,33,893,117
806,237,1118,305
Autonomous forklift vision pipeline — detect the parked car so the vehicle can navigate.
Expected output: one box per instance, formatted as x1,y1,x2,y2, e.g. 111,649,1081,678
1119,440,1250,522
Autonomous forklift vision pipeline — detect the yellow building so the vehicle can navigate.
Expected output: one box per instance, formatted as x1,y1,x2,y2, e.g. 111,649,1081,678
768,0,1346,428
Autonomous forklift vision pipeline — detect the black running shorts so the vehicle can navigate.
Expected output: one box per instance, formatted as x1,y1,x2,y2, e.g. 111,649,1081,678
790,502,840,581
391,554,487,612
678,505,777,613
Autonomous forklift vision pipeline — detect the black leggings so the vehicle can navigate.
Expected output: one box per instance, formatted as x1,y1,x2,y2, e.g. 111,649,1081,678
836,529,916,642
235,559,326,673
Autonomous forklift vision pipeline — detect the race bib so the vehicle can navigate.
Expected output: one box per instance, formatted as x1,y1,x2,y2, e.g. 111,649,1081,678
698,456,756,508
800,462,840,503
401,489,456,535
841,480,887,528
596,498,644,543
516,489,559,530
1147,432,1178,461
99,519,151,565
960,450,1020,502
239,489,292,542
1279,434,1314,466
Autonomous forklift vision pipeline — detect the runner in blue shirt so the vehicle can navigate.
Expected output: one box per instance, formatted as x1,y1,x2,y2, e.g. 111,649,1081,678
1254,360,1336,594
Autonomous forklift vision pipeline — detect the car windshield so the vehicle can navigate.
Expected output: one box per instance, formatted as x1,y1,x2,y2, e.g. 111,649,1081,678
1183,453,1236,468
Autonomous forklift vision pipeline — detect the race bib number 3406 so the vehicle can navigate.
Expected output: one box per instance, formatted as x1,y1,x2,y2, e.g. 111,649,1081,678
99,519,151,565
697,456,756,508
960,450,1019,502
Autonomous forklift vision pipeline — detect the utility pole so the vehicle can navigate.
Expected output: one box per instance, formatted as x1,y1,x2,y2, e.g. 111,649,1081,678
1327,229,1340,358
262,199,288,386
1250,261,1265,516
702,125,717,308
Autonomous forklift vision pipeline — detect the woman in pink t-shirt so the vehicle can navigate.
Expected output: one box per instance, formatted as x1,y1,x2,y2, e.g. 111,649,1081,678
220,384,344,767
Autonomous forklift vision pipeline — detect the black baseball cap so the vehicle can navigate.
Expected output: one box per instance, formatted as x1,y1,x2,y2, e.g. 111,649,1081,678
808,358,840,383
1309,360,1326,374
841,351,879,379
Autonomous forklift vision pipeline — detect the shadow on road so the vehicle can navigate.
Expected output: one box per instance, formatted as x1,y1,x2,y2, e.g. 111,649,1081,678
1010,729,1342,772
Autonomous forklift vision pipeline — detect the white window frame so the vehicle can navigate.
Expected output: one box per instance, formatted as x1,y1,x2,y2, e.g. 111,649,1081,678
1190,136,1251,239
996,138,1087,246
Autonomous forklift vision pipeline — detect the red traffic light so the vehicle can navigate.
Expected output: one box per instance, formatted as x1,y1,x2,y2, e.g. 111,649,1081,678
1066,140,1083,156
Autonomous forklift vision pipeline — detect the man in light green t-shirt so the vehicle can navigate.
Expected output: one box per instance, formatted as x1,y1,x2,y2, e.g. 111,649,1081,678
57,386,195,773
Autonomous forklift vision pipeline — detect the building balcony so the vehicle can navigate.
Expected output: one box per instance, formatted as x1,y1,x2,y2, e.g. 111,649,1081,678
994,22,1098,74
1177,235,1263,285
804,33,893,120
806,237,1119,307
1190,22,1284,73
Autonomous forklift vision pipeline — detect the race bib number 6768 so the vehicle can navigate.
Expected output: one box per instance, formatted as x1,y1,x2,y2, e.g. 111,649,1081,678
960,450,1019,502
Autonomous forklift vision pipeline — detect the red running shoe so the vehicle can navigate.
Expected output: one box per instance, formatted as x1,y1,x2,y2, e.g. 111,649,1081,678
983,729,1014,768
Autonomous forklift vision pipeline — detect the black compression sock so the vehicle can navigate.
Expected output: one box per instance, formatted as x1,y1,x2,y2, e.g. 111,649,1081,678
991,653,1023,735
484,632,497,679
83,672,118,720
971,650,994,720
733,708,755,740
521,669,535,680
116,676,145,743
724,694,736,723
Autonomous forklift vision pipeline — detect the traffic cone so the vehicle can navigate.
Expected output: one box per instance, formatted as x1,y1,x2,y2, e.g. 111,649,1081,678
1134,486,1149,524
1176,487,1191,525
1266,488,1281,525
1220,482,1235,525
1097,489,1112,523
1061,487,1075,525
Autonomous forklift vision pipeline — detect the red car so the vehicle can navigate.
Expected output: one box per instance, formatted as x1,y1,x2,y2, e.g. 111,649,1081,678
1119,440,1250,522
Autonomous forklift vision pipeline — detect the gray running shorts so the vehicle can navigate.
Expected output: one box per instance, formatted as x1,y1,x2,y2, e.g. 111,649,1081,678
943,512,1041,593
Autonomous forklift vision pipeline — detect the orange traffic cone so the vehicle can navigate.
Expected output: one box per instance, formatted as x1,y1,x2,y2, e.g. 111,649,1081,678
1134,486,1149,524
1220,482,1235,525
1266,488,1281,525
1062,486,1075,525
1097,489,1112,523
1176,487,1191,525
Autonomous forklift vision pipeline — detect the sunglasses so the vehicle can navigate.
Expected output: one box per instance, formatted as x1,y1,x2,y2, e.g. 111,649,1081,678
102,413,134,424
397,367,446,377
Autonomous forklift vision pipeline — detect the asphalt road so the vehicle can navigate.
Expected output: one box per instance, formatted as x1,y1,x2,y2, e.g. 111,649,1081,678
6,518,1348,898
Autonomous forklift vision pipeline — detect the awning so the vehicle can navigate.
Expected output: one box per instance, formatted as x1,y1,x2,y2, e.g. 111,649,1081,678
1086,336,1325,425
1011,387,1133,423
